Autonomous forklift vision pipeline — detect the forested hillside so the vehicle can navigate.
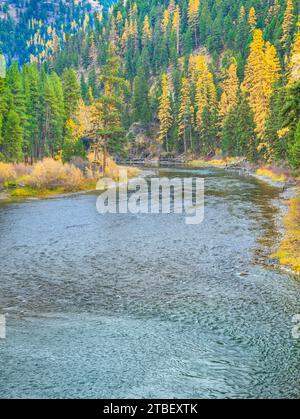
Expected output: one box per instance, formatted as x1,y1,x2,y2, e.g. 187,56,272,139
0,0,114,64
0,0,299,169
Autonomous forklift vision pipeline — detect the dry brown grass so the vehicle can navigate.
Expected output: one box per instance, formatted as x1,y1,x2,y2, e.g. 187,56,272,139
2,155,140,198
0,162,16,184
26,158,85,191
12,163,33,178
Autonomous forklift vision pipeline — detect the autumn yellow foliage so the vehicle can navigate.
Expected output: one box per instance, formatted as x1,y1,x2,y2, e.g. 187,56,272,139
275,196,300,273
26,158,85,191
0,162,17,184
189,157,241,167
256,167,287,183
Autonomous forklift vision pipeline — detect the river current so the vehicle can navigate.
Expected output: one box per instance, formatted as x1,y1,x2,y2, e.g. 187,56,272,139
0,167,299,398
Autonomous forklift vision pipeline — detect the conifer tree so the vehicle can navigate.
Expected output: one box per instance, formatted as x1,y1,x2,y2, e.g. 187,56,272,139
242,30,281,140
188,0,200,47
162,9,170,34
281,0,295,48
23,64,41,162
158,74,172,150
90,45,128,154
132,70,151,124
289,20,300,83
62,68,81,120
194,56,217,146
6,62,26,128
3,110,23,162
142,16,152,47
248,7,257,32
62,118,86,162
178,77,193,153
290,119,300,168
172,5,180,55
219,62,239,123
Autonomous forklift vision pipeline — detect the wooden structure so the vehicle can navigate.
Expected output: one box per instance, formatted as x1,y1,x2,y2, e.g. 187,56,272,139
90,139,107,174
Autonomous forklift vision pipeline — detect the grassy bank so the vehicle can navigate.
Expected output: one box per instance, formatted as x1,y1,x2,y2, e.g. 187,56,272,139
274,194,300,274
187,156,244,168
0,158,140,201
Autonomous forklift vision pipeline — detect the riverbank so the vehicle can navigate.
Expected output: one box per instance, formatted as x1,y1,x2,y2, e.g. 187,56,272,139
187,157,300,275
0,159,140,203
1,157,299,275
226,161,300,275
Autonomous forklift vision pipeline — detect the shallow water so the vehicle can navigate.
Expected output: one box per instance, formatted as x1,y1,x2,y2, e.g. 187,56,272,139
0,167,299,399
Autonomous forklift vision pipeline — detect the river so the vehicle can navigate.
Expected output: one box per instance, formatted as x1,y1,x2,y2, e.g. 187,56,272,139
0,167,299,399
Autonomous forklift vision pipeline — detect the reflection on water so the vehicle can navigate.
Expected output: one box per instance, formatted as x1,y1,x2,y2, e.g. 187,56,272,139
0,167,299,399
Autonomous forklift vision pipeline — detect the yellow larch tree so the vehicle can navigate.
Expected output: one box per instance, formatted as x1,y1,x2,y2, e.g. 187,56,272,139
109,16,119,49
142,15,152,46
158,74,173,149
188,0,200,46
219,62,239,123
281,0,295,47
264,42,281,96
172,5,181,54
178,78,193,153
288,18,300,83
239,5,245,21
162,9,170,33
242,30,281,139
117,11,123,26
248,7,257,31
188,54,207,83
195,58,217,133
121,20,130,49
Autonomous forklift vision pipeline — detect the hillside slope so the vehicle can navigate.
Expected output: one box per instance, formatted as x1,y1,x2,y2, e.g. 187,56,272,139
0,0,299,170
0,0,115,64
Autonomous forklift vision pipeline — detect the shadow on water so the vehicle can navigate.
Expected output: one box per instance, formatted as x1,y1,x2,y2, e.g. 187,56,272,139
0,166,299,399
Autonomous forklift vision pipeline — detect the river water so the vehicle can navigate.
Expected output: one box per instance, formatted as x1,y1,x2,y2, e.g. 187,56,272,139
0,167,299,399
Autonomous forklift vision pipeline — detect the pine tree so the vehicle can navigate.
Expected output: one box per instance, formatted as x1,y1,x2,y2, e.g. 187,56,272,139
41,73,65,158
6,62,26,128
222,94,257,160
132,71,151,123
62,68,81,120
23,64,41,162
282,80,300,140
90,45,128,154
265,83,288,161
235,5,248,56
3,110,23,162
158,74,172,150
0,76,4,154
221,106,238,156
80,73,88,100
290,119,300,168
